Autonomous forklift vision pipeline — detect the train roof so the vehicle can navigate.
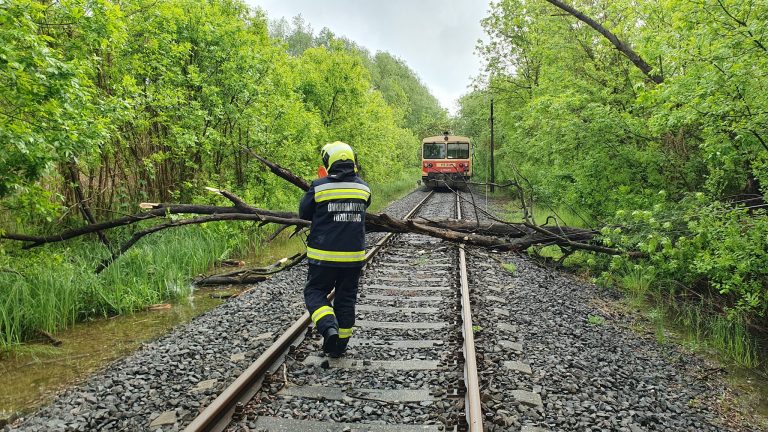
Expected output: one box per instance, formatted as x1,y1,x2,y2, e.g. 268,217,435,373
422,135,471,143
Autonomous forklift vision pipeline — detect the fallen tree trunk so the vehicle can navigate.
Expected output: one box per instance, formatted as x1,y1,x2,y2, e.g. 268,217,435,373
195,274,268,286
411,218,595,239
194,253,306,286
1,156,644,275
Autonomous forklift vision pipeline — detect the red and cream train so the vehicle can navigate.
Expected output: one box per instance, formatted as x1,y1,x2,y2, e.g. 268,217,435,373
421,132,472,190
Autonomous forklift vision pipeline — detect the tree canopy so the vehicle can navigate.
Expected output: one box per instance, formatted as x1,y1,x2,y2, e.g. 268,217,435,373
0,0,445,220
456,0,768,320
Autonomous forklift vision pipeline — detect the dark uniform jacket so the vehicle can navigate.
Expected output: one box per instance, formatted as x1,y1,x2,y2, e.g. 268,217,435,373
299,162,371,267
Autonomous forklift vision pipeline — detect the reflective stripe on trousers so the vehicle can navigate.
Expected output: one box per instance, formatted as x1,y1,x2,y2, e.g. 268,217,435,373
307,247,366,262
311,305,335,324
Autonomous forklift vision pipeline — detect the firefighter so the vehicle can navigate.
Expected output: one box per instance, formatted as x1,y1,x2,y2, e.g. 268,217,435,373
299,141,371,357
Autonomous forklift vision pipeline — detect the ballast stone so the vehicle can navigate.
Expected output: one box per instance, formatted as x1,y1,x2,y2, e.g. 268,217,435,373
148,410,176,428
190,379,216,392
498,323,518,333
511,390,543,408
493,307,510,317
521,426,548,432
503,360,533,374
498,340,523,352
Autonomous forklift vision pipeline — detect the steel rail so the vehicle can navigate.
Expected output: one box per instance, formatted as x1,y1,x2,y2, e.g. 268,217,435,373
184,190,434,432
456,192,484,431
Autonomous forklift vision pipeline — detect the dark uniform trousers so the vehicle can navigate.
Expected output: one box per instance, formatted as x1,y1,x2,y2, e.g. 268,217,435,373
304,264,361,344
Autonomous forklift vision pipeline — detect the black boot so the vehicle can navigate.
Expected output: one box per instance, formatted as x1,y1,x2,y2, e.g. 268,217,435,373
322,327,339,354
329,338,349,358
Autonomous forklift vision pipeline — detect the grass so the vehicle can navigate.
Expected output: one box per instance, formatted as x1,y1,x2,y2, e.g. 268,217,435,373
667,301,759,368
587,314,605,325
501,201,595,265
367,167,422,213
505,202,591,228
608,264,760,369
620,264,655,306
0,224,258,351
645,302,759,368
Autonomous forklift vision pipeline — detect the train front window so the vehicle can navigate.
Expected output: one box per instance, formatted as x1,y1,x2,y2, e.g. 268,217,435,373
423,143,446,159
447,143,469,159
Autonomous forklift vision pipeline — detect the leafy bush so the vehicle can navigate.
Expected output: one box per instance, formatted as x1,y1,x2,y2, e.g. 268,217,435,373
605,196,768,320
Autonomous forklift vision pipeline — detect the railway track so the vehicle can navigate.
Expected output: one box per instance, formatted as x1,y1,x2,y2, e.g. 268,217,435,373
184,190,484,432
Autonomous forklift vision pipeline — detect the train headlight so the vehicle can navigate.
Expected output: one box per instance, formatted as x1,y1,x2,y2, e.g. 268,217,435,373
458,163,465,168
427,163,433,168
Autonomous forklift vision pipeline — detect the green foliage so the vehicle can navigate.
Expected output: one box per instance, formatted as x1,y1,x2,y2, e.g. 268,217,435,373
603,200,768,318
586,314,605,325
0,0,109,197
458,0,768,365
501,262,517,275
268,16,450,138
0,0,440,347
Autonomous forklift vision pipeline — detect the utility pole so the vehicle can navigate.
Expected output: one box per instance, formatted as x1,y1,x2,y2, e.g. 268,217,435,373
490,98,495,193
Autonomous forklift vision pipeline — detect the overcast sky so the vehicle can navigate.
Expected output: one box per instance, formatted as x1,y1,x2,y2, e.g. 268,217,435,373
245,0,491,114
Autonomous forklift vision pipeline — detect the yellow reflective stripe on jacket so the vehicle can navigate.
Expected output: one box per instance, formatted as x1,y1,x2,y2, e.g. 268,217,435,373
315,189,370,203
314,182,371,203
314,182,371,193
307,247,366,262
338,328,353,339
311,305,335,324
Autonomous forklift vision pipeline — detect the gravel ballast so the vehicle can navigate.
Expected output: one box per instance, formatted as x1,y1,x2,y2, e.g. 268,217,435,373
466,249,735,431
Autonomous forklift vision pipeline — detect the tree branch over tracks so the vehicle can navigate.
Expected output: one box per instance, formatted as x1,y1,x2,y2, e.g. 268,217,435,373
1,155,644,275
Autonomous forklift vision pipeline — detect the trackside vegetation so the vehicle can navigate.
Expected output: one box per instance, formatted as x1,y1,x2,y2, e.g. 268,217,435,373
0,1,448,350
457,0,768,369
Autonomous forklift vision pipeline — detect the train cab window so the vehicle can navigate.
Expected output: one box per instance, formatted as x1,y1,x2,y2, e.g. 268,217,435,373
423,143,446,159
447,143,469,159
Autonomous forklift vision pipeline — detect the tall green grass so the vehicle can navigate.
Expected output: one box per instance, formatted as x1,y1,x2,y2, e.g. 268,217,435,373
0,225,254,350
506,202,591,227
620,264,655,303
609,264,760,369
668,300,759,368
368,168,421,213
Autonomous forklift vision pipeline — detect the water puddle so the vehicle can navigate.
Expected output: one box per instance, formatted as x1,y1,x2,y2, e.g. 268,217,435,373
726,367,768,418
0,287,235,422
